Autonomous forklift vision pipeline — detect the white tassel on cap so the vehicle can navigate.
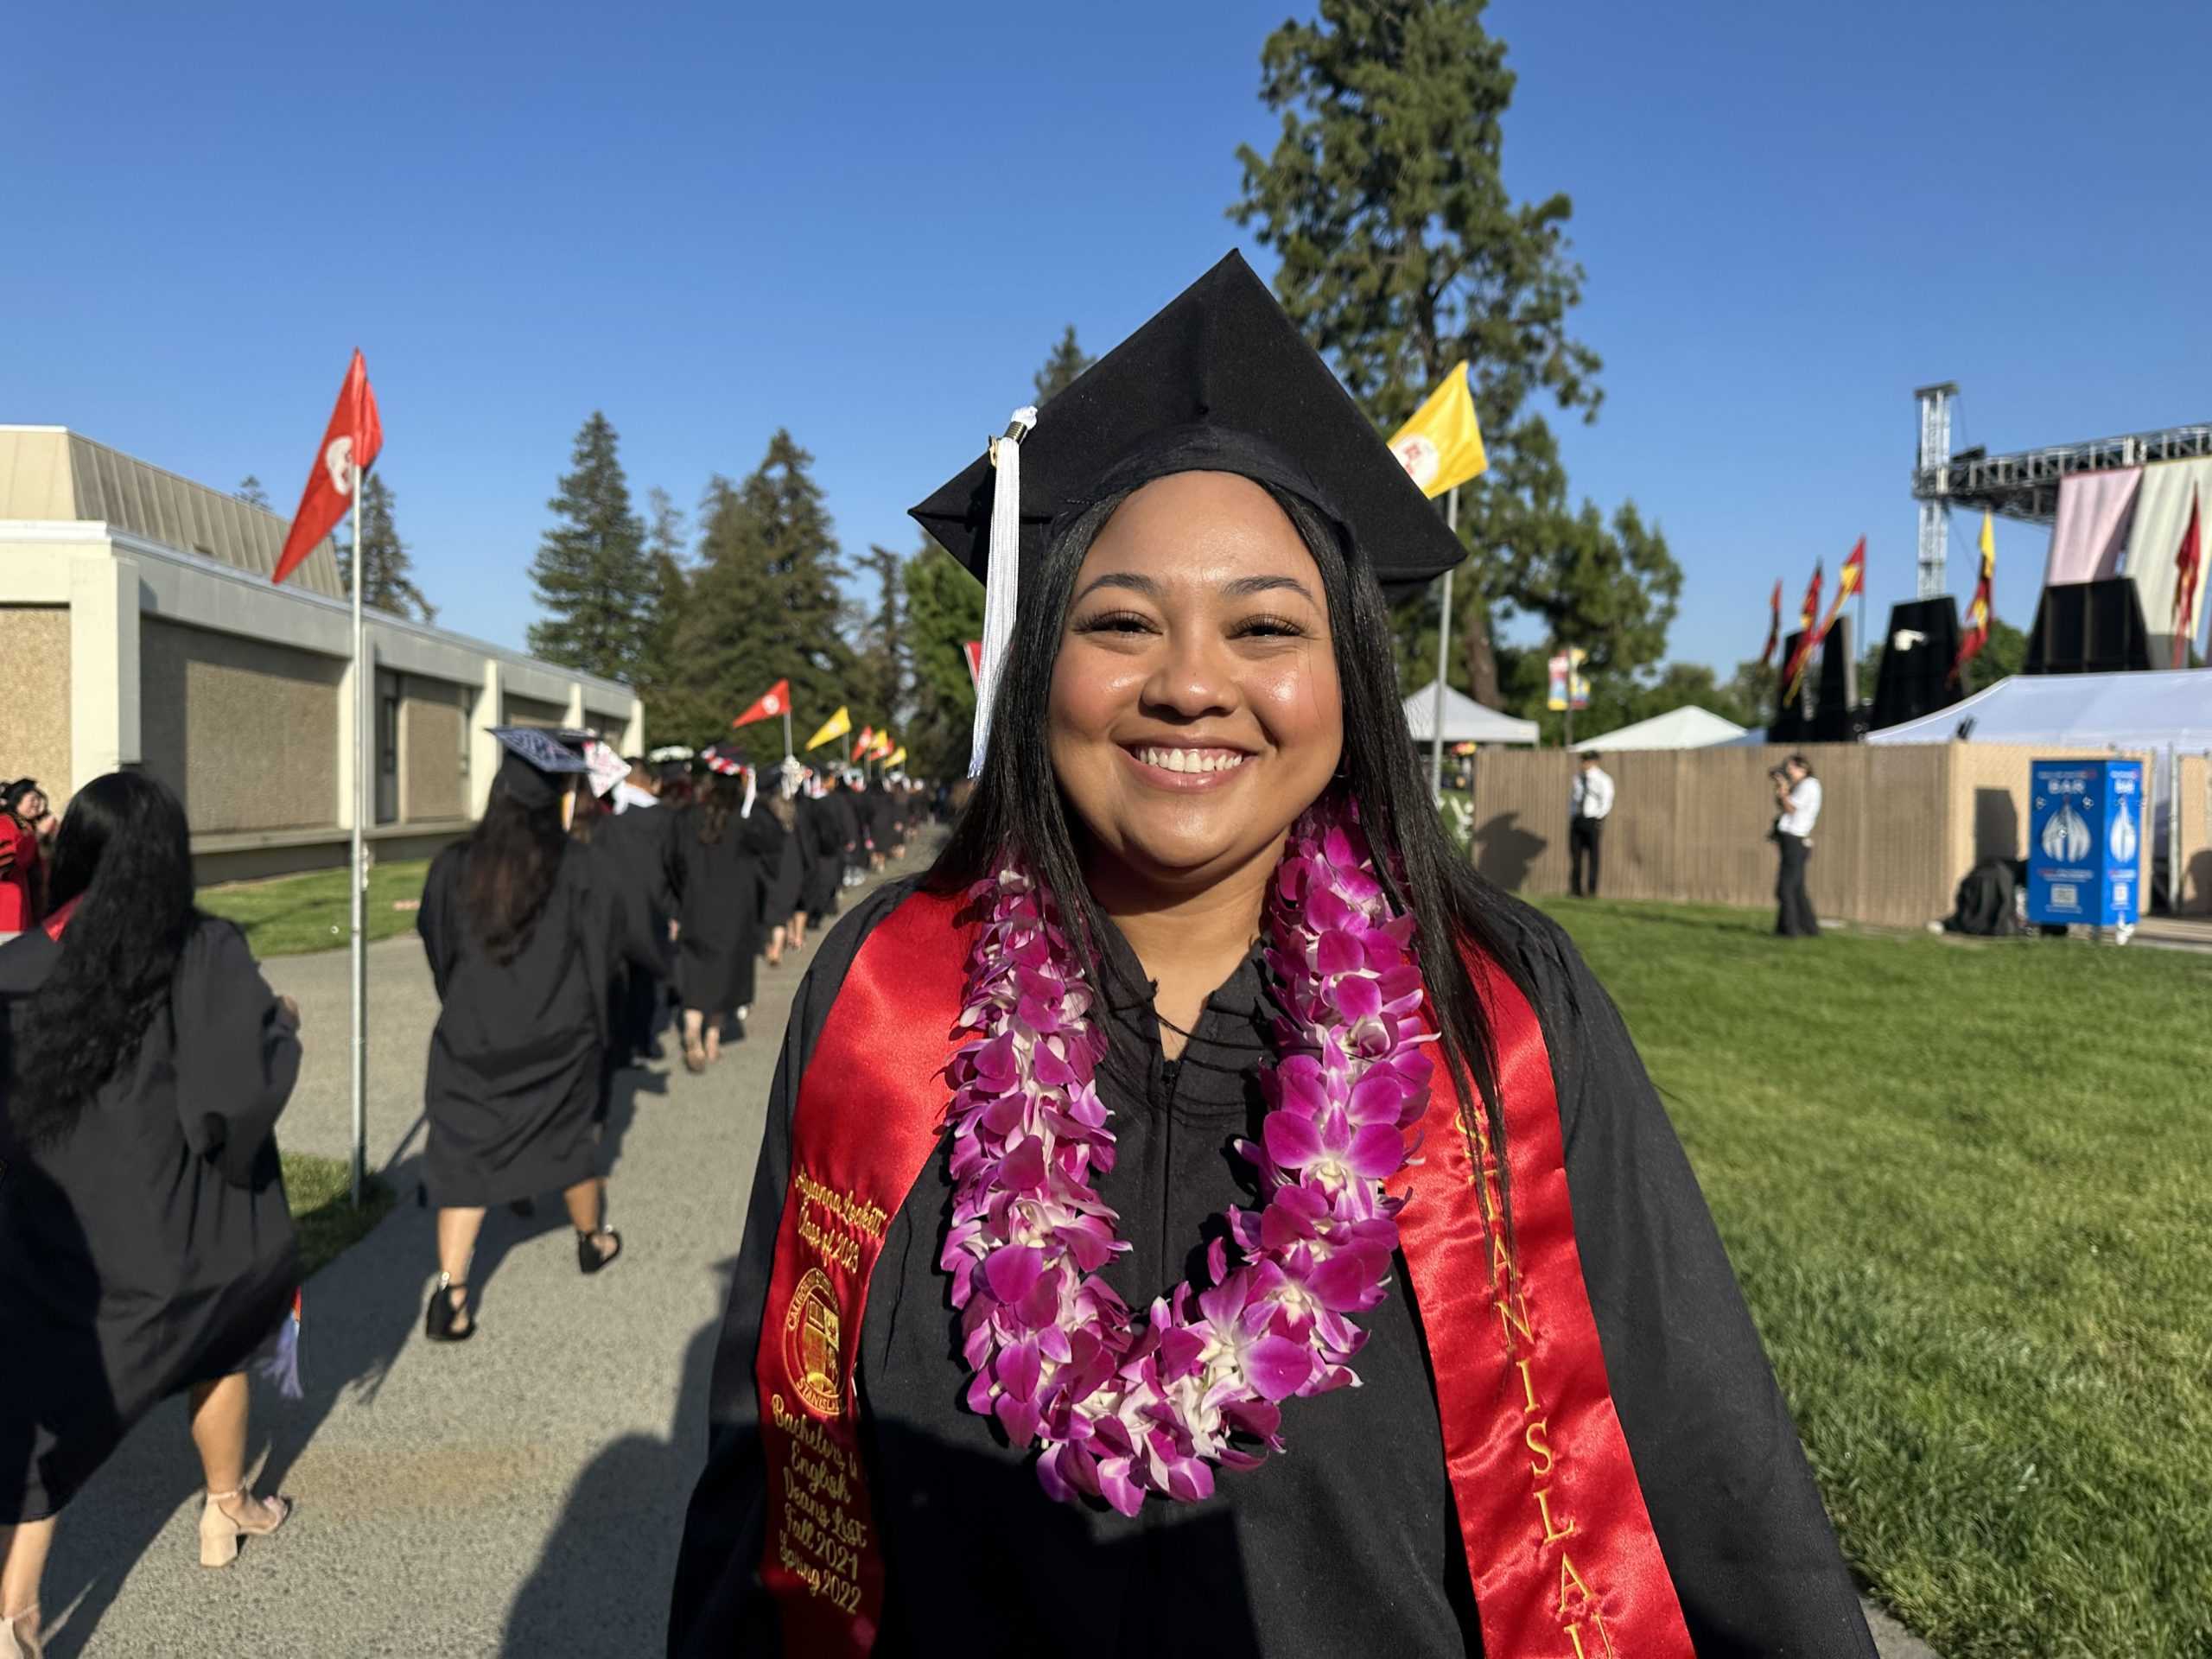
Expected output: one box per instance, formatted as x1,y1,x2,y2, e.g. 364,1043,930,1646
969,405,1038,778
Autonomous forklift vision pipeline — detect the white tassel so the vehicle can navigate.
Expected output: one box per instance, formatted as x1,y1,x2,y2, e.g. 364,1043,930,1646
740,766,758,819
970,406,1038,778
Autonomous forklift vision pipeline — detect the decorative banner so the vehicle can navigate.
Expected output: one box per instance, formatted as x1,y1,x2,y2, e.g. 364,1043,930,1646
274,348,383,585
962,640,983,690
805,708,852,752
886,746,906,768
1758,578,1783,667
1546,648,1589,712
852,726,876,762
1387,362,1488,499
1951,514,1997,683
734,678,791,728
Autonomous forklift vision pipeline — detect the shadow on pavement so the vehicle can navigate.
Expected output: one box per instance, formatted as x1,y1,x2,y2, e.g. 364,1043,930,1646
499,1262,729,1657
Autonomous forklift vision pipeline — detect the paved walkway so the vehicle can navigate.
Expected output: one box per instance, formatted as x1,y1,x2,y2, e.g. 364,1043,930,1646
39,847,1936,1657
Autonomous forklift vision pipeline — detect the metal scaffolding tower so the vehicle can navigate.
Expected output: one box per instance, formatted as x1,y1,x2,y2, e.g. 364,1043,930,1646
1911,381,2212,593
1912,383,1956,598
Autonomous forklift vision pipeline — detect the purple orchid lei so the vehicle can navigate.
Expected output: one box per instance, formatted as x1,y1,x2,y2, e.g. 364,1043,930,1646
938,794,1437,1515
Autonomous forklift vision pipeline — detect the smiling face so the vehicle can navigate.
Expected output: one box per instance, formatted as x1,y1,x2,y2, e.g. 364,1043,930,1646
1047,471,1343,893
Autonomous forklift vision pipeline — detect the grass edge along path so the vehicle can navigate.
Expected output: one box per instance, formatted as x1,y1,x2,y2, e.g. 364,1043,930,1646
283,1153,394,1279
1537,896,2211,1659
201,858,432,959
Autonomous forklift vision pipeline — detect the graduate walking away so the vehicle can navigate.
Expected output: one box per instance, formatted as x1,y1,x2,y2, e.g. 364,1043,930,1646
674,753,768,1071
1,774,302,1659
416,729,649,1343
669,255,1875,1658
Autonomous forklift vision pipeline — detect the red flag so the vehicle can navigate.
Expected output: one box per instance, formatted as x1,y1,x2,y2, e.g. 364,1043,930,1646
1781,561,1825,701
732,679,791,728
852,726,876,762
962,640,983,690
1758,580,1783,667
274,349,382,586
1812,537,1866,642
1950,517,1997,684
2173,489,2202,670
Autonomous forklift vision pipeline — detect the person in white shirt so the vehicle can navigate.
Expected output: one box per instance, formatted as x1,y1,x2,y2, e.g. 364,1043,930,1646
1567,752,1614,897
1771,753,1823,938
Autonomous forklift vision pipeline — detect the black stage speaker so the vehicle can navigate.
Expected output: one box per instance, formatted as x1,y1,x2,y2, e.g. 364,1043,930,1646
2026,579,2150,674
1869,599,1966,729
1767,629,1813,744
1811,617,1860,742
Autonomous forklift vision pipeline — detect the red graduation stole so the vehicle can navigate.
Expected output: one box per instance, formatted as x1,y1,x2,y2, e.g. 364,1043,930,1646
755,888,1694,1657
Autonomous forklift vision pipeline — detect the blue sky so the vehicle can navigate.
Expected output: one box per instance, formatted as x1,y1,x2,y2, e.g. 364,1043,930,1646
6,0,2209,675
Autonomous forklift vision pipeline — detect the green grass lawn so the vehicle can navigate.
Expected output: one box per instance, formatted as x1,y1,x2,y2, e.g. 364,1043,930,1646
1539,898,2212,1659
283,1153,394,1277
201,859,431,958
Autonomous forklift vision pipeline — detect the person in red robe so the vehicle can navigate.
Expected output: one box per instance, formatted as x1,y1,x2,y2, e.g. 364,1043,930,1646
0,781,50,938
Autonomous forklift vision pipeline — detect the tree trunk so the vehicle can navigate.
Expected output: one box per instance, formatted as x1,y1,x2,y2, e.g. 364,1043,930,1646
1461,592,1503,709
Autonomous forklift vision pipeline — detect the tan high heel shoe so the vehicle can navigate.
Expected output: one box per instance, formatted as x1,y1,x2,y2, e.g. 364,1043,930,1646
199,1487,294,1568
1,1606,42,1659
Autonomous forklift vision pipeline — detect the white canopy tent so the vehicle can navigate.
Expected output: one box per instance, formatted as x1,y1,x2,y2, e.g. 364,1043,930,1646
1576,705,1746,752
1865,669,2212,757
1402,681,1541,747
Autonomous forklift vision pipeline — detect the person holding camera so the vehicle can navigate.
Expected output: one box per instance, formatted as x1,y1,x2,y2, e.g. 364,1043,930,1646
1567,750,1613,897
1771,753,1821,938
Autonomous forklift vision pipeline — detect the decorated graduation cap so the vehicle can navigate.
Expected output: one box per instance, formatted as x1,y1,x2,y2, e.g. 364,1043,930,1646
701,743,759,817
488,726,589,809
910,250,1467,774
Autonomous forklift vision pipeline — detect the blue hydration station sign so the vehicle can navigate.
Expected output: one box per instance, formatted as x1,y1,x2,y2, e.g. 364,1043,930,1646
2027,758,2143,928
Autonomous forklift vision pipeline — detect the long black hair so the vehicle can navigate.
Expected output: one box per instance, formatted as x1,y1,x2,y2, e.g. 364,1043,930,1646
932,481,1533,1221
696,773,743,846
6,771,200,1147
462,785,570,964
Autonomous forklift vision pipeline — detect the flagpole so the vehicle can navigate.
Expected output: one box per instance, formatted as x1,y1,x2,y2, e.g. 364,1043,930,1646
348,464,367,1208
1428,487,1459,799
783,706,793,761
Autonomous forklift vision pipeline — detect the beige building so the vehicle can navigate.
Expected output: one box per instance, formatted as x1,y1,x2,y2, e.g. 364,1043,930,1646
0,426,643,882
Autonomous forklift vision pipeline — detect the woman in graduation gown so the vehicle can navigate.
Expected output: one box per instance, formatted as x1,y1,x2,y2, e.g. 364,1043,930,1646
2,773,301,1658
416,728,645,1341
668,256,1876,1659
675,757,767,1071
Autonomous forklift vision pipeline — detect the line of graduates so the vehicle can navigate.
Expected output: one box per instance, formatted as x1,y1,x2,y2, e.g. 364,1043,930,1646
415,732,923,1340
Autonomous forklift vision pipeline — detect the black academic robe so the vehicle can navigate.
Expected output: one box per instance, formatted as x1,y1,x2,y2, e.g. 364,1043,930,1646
418,838,639,1206
741,811,804,933
668,880,1876,1659
831,794,866,872
676,817,767,1019
798,798,845,918
0,918,300,1522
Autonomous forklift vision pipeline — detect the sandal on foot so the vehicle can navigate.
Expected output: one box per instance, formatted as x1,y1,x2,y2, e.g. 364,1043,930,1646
577,1228,623,1275
424,1274,474,1343
200,1488,293,1568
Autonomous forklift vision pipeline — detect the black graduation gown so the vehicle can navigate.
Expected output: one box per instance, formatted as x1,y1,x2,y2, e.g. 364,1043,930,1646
741,811,804,933
798,798,845,918
0,918,300,1522
418,840,625,1207
832,794,866,871
669,880,1876,1659
676,817,767,1019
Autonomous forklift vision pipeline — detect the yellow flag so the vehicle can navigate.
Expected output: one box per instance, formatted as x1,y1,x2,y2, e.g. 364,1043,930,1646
1978,511,1995,582
1387,363,1487,499
887,746,907,768
871,731,894,760
804,707,851,751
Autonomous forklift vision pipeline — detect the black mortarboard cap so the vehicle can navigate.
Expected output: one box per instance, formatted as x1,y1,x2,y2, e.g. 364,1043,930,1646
908,250,1465,597
488,726,589,810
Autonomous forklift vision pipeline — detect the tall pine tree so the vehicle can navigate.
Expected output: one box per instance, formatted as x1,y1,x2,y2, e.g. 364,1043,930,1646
635,486,692,743
1234,0,1678,709
671,431,855,749
903,541,984,779
1033,326,1096,404
528,412,652,683
855,543,909,736
336,473,435,622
